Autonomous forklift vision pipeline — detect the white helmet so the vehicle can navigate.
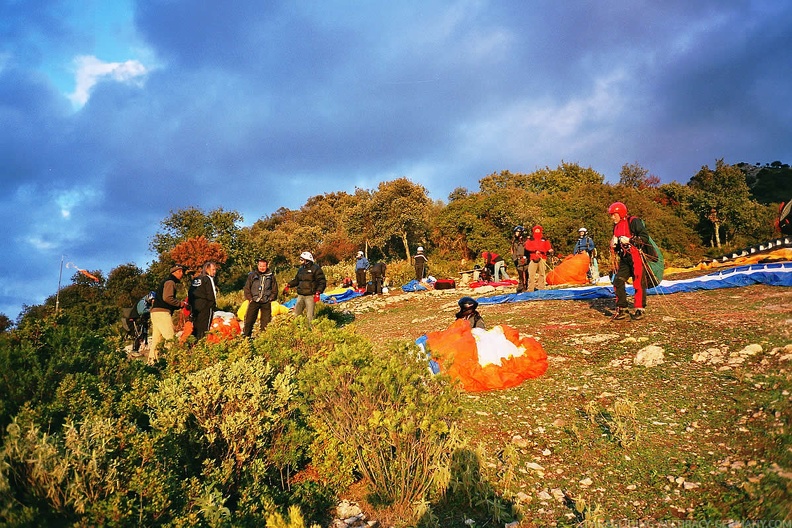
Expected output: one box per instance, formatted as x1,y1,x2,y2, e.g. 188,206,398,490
578,227,587,233
300,251,314,262
356,250,364,257
417,246,424,252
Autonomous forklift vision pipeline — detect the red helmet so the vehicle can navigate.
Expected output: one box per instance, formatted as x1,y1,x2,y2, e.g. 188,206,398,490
608,202,627,217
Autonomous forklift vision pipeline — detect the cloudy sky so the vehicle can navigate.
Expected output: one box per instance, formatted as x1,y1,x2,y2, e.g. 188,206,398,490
2,0,790,320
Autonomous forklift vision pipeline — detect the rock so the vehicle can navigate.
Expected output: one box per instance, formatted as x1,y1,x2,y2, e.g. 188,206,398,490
739,344,762,356
634,345,665,367
551,488,565,502
579,477,593,487
336,500,363,519
537,490,552,501
512,435,529,448
526,461,545,471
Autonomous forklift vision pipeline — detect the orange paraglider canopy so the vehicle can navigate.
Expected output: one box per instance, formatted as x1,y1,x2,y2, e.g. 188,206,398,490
425,319,548,392
547,252,590,285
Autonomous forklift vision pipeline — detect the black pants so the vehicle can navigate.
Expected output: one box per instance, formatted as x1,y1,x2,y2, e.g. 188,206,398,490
243,300,272,336
191,307,214,340
370,273,383,294
355,269,367,289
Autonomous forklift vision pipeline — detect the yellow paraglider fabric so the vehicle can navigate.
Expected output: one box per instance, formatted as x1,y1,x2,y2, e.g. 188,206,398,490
425,319,548,392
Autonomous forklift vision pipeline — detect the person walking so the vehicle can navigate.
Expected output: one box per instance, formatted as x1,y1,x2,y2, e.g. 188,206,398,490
149,264,184,363
608,202,657,321
354,250,369,290
188,261,219,340
284,252,326,329
524,225,553,292
242,258,278,337
511,226,528,292
413,247,428,281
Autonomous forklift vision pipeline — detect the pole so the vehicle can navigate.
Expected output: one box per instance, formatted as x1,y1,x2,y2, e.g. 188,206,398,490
55,255,64,315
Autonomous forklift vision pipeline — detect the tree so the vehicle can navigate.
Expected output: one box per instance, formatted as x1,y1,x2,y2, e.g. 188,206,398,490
104,264,151,309
619,162,660,189
366,178,431,261
688,159,756,248
170,236,228,274
0,313,13,333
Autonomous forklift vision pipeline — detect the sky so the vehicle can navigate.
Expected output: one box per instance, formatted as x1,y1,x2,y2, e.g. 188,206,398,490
1,0,791,321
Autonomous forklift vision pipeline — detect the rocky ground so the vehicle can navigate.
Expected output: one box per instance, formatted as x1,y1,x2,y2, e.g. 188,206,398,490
328,277,792,526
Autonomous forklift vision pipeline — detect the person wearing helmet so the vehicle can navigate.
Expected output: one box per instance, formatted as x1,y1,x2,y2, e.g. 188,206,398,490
608,202,656,320
413,246,428,282
283,251,327,329
523,225,554,292
573,227,597,283
573,227,596,257
511,226,528,292
455,296,485,329
354,250,369,291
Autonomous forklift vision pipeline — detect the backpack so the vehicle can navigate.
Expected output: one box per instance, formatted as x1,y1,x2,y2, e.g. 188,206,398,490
629,217,664,285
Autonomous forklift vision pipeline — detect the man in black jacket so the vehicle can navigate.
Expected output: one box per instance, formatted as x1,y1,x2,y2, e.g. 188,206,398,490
188,261,218,340
243,258,278,337
284,252,326,329
369,261,387,294
149,264,184,363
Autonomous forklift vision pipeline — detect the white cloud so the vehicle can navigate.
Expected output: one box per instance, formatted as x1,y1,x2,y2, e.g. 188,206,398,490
68,55,148,107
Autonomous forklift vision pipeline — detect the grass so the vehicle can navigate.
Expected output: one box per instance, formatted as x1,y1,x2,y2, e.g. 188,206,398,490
343,280,792,524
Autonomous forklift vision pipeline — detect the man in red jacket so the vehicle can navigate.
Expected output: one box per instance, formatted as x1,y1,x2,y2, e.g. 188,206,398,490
523,225,553,292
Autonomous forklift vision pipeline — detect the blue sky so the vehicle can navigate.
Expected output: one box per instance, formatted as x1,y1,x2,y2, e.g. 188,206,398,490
2,0,791,320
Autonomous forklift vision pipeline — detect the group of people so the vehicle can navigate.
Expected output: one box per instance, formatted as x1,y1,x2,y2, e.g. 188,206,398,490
468,201,656,323
140,251,328,364
137,201,655,363
354,251,387,294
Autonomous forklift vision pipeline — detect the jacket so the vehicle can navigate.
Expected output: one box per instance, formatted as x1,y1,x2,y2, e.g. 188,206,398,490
287,262,327,296
524,226,553,262
188,273,217,312
152,273,181,314
244,270,277,303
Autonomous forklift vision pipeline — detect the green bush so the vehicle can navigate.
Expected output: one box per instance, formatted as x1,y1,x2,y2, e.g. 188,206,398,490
303,340,461,523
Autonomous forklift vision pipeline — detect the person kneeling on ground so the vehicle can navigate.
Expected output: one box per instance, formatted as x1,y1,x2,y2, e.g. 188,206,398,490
456,296,485,329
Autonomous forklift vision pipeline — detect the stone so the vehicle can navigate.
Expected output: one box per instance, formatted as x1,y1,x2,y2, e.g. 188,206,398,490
634,345,665,367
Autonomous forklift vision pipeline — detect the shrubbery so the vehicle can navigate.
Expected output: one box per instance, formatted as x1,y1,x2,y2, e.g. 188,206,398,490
0,307,475,526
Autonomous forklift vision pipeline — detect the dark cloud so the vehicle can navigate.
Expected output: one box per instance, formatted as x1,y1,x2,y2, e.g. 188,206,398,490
1,0,790,319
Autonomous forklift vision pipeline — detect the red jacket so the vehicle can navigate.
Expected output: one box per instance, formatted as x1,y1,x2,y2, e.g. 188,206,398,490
523,225,553,262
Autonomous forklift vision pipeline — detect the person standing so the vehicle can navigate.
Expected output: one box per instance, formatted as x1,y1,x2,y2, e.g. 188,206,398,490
354,250,369,290
524,225,553,292
188,261,219,340
413,246,428,281
369,261,387,294
149,265,184,363
609,202,656,320
573,227,596,256
482,250,510,282
284,251,326,329
511,226,528,293
243,258,278,337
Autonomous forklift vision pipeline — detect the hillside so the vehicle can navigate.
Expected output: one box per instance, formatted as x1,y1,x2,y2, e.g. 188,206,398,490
339,278,792,523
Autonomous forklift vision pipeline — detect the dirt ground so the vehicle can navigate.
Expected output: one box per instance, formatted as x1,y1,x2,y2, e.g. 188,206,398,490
339,277,792,524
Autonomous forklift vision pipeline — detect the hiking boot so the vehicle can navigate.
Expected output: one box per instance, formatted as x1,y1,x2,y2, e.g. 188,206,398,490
613,308,629,320
632,309,645,320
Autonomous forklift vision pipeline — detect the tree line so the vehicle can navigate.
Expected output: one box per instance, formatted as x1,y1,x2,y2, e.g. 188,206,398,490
6,158,788,332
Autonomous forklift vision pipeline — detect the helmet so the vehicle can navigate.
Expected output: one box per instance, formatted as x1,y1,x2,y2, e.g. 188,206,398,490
513,225,524,234
458,296,478,310
608,202,628,217
356,250,364,257
417,246,424,252
578,227,587,233
300,251,314,262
